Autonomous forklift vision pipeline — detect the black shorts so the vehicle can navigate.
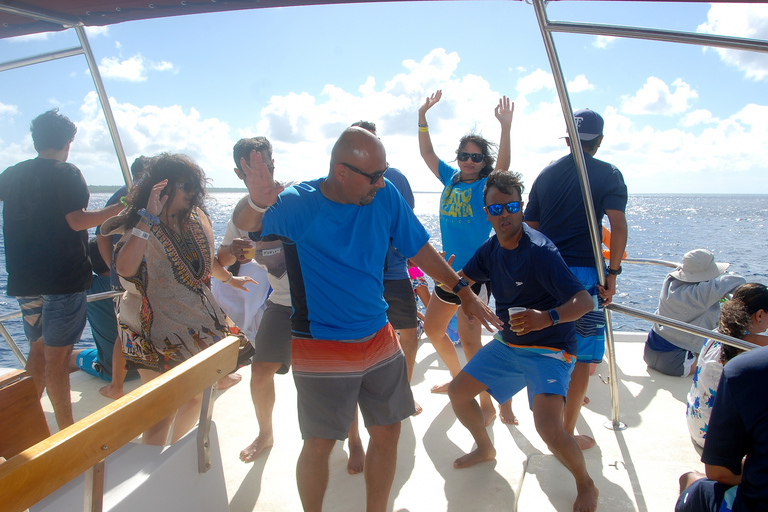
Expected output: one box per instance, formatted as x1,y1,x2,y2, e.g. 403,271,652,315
383,278,418,330
434,281,487,306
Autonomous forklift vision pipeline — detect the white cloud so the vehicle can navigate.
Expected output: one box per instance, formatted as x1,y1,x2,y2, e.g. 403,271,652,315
7,32,51,42
0,103,19,117
593,36,616,49
621,77,698,115
680,109,716,127
100,55,148,82
516,68,553,95
3,47,765,195
567,75,594,93
697,4,768,81
85,26,109,38
99,54,175,82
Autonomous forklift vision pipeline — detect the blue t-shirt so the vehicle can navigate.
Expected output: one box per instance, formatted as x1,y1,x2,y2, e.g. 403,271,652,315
383,167,415,281
258,177,429,341
461,224,585,354
702,345,768,512
438,160,492,271
524,153,627,267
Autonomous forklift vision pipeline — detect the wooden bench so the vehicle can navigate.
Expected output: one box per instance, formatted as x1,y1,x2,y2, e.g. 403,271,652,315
0,370,50,460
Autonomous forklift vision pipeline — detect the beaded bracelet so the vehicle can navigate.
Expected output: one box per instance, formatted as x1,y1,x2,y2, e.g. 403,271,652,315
137,208,160,226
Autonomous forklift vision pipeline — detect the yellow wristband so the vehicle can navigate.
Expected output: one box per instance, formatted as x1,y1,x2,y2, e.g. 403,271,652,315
419,126,429,133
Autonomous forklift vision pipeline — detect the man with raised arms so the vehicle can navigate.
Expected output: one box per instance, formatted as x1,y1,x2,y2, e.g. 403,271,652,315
447,171,599,512
233,127,501,512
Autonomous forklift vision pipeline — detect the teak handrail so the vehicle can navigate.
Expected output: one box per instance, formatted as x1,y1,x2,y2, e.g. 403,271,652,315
0,336,239,512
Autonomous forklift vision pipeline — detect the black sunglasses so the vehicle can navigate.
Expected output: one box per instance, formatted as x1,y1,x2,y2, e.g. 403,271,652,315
342,162,388,185
174,181,197,193
457,152,485,163
485,201,522,216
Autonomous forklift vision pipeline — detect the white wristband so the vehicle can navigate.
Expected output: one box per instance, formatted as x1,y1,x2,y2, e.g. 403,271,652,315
224,272,234,284
248,197,269,213
131,227,150,240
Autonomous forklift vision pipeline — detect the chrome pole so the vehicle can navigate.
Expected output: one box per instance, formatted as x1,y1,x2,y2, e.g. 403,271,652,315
74,24,132,189
0,47,84,73
532,0,623,429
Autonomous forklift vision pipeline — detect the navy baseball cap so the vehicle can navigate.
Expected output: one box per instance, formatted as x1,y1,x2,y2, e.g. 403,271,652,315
573,109,604,141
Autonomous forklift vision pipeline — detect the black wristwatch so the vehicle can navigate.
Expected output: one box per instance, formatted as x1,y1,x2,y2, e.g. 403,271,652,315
452,277,469,294
548,309,560,326
607,266,622,276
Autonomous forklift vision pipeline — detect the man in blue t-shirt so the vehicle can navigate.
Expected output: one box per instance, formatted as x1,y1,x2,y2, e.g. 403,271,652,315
448,171,598,512
676,345,768,512
352,120,422,417
233,127,502,512
524,108,628,449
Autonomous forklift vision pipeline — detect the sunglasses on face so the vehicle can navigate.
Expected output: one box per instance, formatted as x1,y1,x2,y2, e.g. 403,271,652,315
342,162,388,185
457,152,485,163
485,201,522,216
174,181,197,193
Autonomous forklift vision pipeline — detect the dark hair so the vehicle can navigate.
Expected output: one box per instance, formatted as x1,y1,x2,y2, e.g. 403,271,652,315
483,170,525,203
719,283,768,364
30,108,77,152
581,137,601,153
233,137,272,173
351,120,377,134
457,134,497,178
130,155,150,180
119,153,208,230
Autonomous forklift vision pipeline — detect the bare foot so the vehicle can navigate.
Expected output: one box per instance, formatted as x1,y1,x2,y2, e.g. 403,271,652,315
216,372,242,390
582,395,590,406
239,433,274,462
499,405,518,426
347,439,366,475
573,480,599,512
453,446,496,469
412,400,423,416
574,434,596,450
99,384,124,400
431,381,450,394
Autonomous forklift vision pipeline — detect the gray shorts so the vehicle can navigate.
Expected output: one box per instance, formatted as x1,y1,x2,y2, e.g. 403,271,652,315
292,323,414,440
252,300,293,374
383,278,418,330
643,343,696,377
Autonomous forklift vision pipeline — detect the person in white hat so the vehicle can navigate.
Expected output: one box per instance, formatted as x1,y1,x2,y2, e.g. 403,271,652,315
644,248,745,377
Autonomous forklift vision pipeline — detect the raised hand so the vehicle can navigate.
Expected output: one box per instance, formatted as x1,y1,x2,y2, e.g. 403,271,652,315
495,96,514,128
230,237,255,263
147,179,169,216
418,90,443,117
240,150,284,209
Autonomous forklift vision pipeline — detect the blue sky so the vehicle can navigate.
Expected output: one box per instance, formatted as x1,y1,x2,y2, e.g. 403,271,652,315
0,1,767,193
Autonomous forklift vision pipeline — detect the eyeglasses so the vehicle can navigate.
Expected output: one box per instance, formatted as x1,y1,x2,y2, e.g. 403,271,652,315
342,162,388,185
175,181,197,193
457,152,485,163
485,201,522,216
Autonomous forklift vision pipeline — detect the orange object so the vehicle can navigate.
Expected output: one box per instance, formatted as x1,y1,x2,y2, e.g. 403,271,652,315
602,225,627,260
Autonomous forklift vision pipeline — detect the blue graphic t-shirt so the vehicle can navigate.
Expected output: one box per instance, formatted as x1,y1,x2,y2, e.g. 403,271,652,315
437,160,492,271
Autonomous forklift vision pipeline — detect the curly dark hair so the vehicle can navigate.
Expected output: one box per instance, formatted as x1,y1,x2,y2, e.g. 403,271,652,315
30,108,77,152
483,170,525,203
719,283,768,364
456,134,497,178
119,153,208,230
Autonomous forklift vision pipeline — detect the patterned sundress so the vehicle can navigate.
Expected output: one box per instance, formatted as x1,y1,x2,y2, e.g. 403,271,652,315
115,207,253,372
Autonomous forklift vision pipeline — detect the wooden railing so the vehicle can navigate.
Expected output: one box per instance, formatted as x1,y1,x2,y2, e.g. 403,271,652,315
0,335,239,512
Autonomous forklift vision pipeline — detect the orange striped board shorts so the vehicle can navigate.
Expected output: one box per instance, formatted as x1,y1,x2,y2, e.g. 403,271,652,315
292,323,414,440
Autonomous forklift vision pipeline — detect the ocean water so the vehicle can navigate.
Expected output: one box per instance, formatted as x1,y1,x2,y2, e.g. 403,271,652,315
1,192,766,368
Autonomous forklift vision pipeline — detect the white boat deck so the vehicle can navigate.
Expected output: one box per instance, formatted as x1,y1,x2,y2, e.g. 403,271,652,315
33,331,703,511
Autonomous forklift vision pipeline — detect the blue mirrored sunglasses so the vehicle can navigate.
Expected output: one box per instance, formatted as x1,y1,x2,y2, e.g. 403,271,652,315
485,201,521,216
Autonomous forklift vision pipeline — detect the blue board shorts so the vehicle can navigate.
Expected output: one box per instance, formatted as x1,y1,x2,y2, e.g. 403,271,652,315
17,292,88,347
570,266,606,364
463,337,575,408
675,478,737,512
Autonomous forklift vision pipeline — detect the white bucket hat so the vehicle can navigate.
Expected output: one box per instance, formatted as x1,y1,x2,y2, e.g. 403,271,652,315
669,249,730,283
